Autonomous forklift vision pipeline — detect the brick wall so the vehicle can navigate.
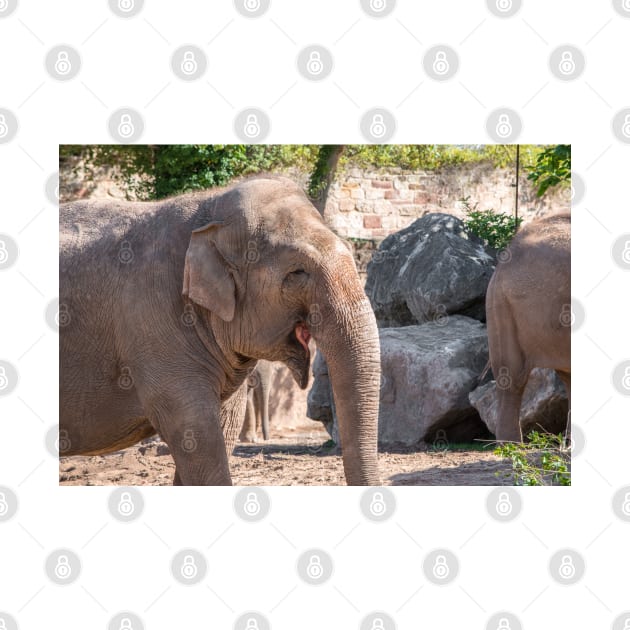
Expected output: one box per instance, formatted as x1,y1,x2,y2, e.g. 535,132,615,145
325,162,570,240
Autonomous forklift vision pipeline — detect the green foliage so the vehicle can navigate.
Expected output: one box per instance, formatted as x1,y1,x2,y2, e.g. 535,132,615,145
341,144,543,171
526,144,571,197
494,431,571,486
461,197,523,251
60,144,319,200
61,144,563,202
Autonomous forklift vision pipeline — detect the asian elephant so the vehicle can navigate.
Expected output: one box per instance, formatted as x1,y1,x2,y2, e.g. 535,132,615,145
485,212,571,442
239,359,274,442
59,176,381,485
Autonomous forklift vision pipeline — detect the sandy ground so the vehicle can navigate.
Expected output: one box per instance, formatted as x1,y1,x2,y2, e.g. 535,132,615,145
59,420,518,486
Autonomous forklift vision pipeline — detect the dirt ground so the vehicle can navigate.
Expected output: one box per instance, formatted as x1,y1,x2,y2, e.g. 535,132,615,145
59,419,517,486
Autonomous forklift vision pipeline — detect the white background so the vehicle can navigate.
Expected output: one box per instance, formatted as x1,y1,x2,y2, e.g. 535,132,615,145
0,1,629,628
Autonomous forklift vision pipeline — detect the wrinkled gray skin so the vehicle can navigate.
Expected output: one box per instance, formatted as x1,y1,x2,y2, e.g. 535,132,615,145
239,360,274,442
59,176,381,485
485,212,571,442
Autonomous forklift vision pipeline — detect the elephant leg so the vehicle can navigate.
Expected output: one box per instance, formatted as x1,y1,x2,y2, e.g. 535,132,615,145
260,378,270,441
222,382,249,453
556,370,571,441
495,385,526,442
239,390,257,443
157,402,232,486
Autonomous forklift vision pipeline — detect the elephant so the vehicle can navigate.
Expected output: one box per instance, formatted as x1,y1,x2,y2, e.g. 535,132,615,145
239,360,274,442
485,212,570,442
59,176,381,485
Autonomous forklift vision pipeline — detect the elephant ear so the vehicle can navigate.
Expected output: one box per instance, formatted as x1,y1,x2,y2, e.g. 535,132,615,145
182,221,236,322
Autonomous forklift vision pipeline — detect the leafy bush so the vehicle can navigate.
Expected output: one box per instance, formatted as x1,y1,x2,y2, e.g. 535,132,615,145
60,144,318,200
494,431,571,486
461,197,522,251
526,144,570,197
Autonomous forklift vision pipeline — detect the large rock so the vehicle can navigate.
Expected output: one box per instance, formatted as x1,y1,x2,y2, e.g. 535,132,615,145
365,213,495,327
307,316,491,447
469,368,569,437
306,351,339,443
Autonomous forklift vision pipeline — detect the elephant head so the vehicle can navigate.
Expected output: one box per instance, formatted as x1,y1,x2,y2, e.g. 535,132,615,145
182,176,381,485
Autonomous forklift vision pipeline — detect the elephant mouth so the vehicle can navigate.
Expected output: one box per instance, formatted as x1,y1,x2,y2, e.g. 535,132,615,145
287,322,311,389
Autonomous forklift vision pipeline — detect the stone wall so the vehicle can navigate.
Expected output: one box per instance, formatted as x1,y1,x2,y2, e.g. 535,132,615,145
325,162,570,240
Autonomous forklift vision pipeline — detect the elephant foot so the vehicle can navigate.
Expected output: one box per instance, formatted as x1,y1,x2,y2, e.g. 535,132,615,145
240,433,258,443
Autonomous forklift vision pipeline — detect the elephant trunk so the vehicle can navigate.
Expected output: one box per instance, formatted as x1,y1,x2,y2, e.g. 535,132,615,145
311,273,381,486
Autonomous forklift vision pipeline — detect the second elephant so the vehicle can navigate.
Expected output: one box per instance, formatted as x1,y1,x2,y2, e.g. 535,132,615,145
239,360,274,442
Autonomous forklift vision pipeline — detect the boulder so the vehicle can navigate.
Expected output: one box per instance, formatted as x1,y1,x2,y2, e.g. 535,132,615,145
307,316,491,447
306,351,339,443
469,368,569,437
365,213,495,327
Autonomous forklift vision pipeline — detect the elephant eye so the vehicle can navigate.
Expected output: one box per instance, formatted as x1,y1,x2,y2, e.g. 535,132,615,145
283,268,309,289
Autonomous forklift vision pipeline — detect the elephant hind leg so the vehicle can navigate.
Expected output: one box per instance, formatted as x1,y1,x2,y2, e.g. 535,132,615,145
488,295,529,442
495,384,527,442
556,370,571,440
